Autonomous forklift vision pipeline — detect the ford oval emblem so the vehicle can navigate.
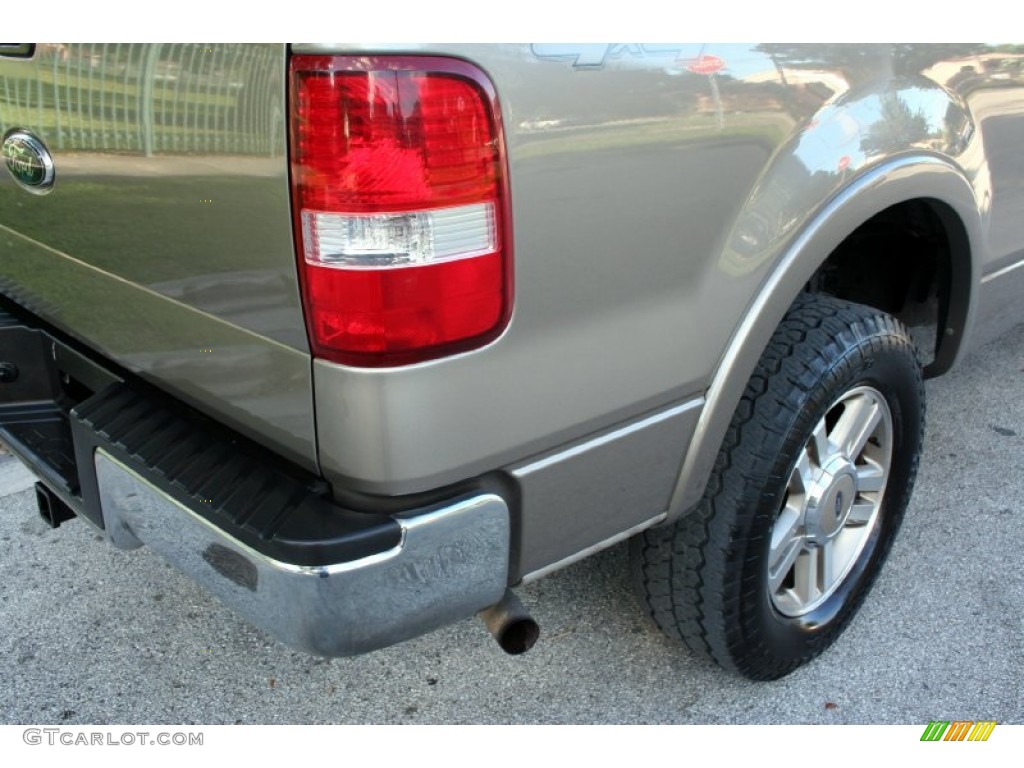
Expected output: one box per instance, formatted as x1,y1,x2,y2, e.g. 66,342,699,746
2,129,55,195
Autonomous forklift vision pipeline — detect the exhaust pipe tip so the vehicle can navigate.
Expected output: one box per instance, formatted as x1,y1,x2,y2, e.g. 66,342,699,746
478,589,540,655
495,616,540,655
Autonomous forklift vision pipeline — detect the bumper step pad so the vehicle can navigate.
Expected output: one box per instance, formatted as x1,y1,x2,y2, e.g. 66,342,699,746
72,385,401,566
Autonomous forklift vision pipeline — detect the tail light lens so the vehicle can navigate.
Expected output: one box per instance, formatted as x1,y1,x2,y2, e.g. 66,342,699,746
289,55,512,367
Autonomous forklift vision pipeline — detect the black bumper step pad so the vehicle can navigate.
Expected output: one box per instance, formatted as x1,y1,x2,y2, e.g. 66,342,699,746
71,385,402,566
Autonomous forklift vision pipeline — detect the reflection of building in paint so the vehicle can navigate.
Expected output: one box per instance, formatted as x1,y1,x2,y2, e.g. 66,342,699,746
690,62,849,126
741,68,850,100
924,53,1024,89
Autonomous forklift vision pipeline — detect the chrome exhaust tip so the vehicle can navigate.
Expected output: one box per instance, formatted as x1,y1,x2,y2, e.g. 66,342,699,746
478,589,539,655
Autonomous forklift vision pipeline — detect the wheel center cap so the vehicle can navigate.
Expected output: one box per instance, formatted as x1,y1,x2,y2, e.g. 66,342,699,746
805,455,857,544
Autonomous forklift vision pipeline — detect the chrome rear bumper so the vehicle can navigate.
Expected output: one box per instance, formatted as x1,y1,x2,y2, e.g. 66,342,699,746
95,451,510,656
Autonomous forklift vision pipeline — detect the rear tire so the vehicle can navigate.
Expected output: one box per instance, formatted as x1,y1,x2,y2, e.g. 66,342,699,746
630,293,925,680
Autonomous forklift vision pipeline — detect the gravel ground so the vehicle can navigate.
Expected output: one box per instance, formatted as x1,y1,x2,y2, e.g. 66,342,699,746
1,326,1022,725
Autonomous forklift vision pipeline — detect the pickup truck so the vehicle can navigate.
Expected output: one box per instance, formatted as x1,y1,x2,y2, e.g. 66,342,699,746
1,43,1022,680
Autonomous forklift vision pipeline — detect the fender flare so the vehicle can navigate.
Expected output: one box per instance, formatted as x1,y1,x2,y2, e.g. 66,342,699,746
666,154,983,522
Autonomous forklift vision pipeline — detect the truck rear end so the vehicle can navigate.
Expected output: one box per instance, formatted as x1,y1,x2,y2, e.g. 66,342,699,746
0,43,526,655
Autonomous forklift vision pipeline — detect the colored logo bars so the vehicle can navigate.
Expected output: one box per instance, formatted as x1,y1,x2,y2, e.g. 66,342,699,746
921,721,997,742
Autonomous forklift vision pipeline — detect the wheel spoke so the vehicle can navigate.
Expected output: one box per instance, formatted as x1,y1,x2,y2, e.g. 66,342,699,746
856,462,885,493
818,540,836,591
831,395,882,460
847,501,876,526
792,547,822,605
810,418,830,466
793,450,814,492
769,538,803,593
769,503,804,591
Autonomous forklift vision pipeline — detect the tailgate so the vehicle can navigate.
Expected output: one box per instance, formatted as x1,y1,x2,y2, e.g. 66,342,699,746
0,43,315,470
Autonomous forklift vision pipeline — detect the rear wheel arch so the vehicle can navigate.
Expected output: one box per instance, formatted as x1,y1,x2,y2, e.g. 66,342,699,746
667,155,981,524
808,196,973,378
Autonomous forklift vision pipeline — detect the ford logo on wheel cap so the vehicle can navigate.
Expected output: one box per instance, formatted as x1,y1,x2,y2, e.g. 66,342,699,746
2,129,55,195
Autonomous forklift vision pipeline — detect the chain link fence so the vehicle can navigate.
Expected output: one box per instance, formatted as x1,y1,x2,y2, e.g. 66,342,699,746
0,43,285,157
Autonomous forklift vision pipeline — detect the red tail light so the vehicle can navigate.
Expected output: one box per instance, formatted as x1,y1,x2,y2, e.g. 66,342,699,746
289,55,512,367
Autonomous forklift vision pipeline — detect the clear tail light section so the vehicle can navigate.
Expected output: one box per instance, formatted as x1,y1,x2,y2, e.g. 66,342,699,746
289,55,512,367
